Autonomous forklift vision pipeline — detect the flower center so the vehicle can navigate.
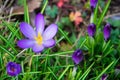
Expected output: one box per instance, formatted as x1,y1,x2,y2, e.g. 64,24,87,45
10,67,15,72
35,33,43,45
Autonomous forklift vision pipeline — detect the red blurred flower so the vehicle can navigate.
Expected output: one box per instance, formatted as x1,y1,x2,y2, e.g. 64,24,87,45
57,0,69,8
57,0,64,8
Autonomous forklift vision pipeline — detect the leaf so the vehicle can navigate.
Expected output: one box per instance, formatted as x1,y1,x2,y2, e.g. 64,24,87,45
12,0,42,15
61,17,72,27
60,42,72,51
45,5,58,18
107,17,120,27
110,29,120,44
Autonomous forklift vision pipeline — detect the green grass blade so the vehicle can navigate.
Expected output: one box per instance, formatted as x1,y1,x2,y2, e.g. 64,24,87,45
58,27,72,44
97,0,111,29
24,0,30,23
58,65,70,80
48,67,58,79
0,45,14,58
2,21,21,39
79,62,95,80
0,35,17,53
93,3,99,24
79,38,87,48
41,0,48,14
95,60,115,80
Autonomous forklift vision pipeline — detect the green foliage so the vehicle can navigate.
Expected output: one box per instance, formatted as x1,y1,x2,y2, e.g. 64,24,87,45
24,0,30,23
107,18,120,27
18,0,24,6
45,5,58,18
96,0,111,29
57,17,73,44
57,17,73,29
110,29,120,44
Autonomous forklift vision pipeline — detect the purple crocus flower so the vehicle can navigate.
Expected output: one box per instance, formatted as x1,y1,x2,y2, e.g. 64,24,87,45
90,0,98,10
87,23,96,37
101,74,108,80
17,13,58,53
103,23,111,41
72,49,83,65
6,62,21,76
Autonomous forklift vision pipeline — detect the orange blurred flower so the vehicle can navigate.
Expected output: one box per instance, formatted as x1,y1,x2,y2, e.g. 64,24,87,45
69,11,83,26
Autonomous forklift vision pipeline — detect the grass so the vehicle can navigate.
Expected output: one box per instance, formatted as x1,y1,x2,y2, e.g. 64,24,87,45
0,0,120,80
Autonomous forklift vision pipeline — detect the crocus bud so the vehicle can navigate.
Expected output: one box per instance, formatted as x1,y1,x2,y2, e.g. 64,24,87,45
87,23,96,37
90,0,98,11
72,49,83,65
101,74,108,80
6,62,22,76
103,23,111,41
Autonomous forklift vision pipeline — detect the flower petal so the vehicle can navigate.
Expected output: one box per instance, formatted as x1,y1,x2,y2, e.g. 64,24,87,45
6,62,22,76
35,13,45,34
90,0,98,9
20,22,36,39
43,24,58,40
43,39,55,48
32,44,44,53
72,49,83,64
17,39,35,49
101,74,108,80
87,23,96,37
103,23,111,41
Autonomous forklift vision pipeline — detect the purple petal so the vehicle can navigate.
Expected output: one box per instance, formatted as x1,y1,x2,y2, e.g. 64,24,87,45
35,13,45,35
43,24,58,40
103,23,111,41
6,62,22,76
87,23,96,37
17,39,35,49
32,44,44,53
43,39,55,48
72,49,83,65
20,22,36,39
90,0,98,9
101,74,108,80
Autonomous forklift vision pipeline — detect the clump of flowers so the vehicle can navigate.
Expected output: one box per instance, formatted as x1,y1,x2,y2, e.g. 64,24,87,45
69,11,83,26
87,23,96,37
72,49,83,65
103,23,111,41
6,62,22,76
17,13,58,53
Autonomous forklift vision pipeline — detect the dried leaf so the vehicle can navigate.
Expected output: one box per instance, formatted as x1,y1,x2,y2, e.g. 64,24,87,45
60,42,72,51
12,0,42,15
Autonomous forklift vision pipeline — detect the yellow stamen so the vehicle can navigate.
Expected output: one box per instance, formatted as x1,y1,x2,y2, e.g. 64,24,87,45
35,33,43,45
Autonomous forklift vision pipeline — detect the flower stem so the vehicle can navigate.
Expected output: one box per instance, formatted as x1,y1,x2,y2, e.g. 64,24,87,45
90,13,94,23
41,0,48,14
